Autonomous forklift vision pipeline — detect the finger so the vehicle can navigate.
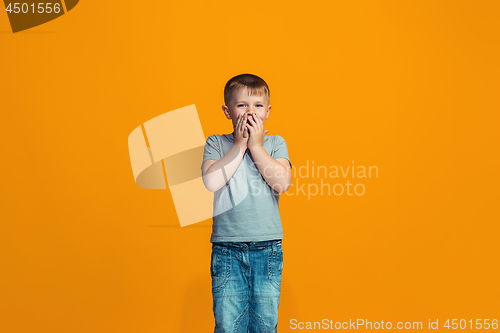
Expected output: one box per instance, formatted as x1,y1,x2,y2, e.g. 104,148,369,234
236,114,242,128
256,114,262,131
256,114,262,129
240,114,246,131
251,114,260,132
242,114,248,131
234,114,239,129
247,114,256,125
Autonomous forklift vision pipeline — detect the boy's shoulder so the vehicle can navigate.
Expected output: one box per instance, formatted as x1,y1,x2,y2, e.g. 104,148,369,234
206,133,233,142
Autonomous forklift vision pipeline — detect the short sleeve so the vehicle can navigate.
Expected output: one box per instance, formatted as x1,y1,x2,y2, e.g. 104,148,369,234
272,135,292,169
201,135,222,170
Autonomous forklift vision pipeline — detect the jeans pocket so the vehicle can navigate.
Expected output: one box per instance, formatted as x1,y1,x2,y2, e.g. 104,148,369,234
211,245,231,293
268,244,283,291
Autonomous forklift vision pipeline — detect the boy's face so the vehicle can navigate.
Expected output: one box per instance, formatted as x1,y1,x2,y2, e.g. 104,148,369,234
222,87,271,132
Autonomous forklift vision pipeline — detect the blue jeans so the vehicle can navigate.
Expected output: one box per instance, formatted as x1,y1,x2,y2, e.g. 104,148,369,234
211,240,283,333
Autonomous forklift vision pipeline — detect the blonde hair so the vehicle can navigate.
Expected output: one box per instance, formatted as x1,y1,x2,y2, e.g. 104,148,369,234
224,73,270,106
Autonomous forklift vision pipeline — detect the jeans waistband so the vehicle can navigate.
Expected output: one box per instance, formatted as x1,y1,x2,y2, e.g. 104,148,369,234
212,239,282,250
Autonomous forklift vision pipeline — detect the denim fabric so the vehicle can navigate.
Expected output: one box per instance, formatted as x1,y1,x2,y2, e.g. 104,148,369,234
211,239,283,333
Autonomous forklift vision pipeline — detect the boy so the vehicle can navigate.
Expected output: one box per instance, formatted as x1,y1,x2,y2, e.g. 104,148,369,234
201,74,293,333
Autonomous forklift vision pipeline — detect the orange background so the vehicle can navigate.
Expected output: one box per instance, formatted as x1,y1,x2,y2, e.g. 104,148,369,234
1,1,499,332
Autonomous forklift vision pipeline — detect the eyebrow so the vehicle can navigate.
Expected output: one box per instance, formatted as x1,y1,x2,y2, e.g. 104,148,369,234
237,101,264,104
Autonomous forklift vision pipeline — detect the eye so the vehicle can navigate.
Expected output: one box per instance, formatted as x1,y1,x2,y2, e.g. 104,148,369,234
238,104,246,107
256,104,263,107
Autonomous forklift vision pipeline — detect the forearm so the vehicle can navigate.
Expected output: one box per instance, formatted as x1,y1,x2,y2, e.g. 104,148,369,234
249,146,292,193
202,143,246,192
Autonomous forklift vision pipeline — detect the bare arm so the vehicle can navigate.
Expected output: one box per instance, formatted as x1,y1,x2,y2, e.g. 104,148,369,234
245,113,292,193
201,113,250,192
201,143,246,192
248,146,292,193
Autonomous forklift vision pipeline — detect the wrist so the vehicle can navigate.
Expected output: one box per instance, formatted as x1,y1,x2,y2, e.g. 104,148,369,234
234,142,247,153
248,144,264,153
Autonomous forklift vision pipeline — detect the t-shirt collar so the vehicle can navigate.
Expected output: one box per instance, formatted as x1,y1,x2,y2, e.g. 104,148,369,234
225,132,269,142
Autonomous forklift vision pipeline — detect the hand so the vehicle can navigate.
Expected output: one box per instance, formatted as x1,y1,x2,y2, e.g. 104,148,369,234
247,113,269,150
233,113,249,151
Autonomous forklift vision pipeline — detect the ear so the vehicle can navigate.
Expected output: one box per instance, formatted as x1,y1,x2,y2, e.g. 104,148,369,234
265,104,271,120
222,105,231,119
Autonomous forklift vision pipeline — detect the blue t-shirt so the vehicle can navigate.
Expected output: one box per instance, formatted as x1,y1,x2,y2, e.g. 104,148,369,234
201,133,292,242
